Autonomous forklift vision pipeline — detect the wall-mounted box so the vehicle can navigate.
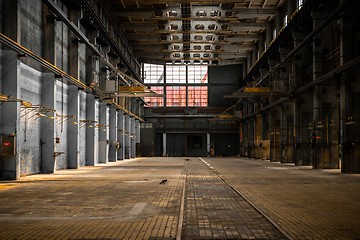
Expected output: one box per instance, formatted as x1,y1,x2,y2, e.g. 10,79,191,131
0,135,16,156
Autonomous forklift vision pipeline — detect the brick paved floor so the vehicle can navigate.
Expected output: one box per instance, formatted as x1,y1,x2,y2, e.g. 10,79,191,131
2,157,358,239
183,158,286,239
0,158,185,240
204,157,360,240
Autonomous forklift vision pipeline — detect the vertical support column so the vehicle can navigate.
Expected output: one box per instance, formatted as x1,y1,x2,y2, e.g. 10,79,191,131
0,51,21,180
68,8,82,80
206,133,210,156
275,9,282,36
117,111,125,160
67,86,80,169
86,94,97,165
258,35,265,56
124,115,131,159
287,0,297,18
340,5,359,173
98,103,109,163
85,30,99,85
163,133,167,157
130,117,136,158
252,45,258,65
108,107,118,162
243,59,248,80
266,23,272,49
247,51,252,72
135,120,141,157
312,12,324,169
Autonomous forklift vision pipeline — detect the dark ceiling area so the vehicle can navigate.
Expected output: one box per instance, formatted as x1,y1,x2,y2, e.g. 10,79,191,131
108,0,284,65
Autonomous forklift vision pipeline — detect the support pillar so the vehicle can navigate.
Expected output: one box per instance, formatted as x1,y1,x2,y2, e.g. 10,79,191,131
266,23,272,49
0,51,21,179
124,115,131,159
98,103,109,163
340,5,360,173
108,107,118,162
68,7,82,80
117,111,125,160
135,120,140,157
67,86,80,169
86,95,98,165
130,117,136,158
163,133,167,157
207,133,210,156
40,73,57,174
258,36,265,56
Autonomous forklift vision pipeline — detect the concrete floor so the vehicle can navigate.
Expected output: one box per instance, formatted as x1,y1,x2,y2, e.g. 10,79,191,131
0,157,359,240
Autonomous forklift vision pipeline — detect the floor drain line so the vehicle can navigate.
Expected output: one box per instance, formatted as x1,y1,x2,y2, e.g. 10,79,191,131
176,160,188,240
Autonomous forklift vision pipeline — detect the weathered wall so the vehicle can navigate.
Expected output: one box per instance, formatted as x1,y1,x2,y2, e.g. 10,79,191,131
20,0,43,56
18,63,42,175
55,81,68,170
79,91,87,166
208,64,242,107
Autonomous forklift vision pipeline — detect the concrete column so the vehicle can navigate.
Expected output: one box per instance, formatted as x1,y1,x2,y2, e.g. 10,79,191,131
39,73,56,174
136,120,141,144
0,51,21,180
130,118,136,158
243,58,248,80
135,120,140,157
287,0,297,19
340,6,359,173
3,0,21,43
266,23,272,48
69,8,82,80
108,107,118,162
43,4,56,65
312,12,324,169
207,133,210,155
247,51,252,72
258,36,265,56
67,86,80,169
86,94,98,165
252,45,258,65
124,115,131,159
275,9,282,35
163,133,167,157
98,103,109,163
117,111,125,160
85,30,100,85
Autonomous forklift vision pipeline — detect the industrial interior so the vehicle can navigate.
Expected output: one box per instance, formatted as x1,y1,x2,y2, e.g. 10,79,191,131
0,0,360,239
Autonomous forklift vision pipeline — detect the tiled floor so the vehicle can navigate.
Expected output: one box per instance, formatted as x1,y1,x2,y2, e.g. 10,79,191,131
0,157,359,239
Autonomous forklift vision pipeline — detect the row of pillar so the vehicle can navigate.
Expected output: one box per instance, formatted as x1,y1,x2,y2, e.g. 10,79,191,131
0,52,139,180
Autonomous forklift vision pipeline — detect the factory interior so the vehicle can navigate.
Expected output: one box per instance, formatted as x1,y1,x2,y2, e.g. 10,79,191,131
0,0,360,239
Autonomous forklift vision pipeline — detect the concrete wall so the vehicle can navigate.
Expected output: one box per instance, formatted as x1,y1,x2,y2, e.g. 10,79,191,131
55,81,68,170
79,91,87,166
208,64,241,107
18,63,42,175
20,0,43,56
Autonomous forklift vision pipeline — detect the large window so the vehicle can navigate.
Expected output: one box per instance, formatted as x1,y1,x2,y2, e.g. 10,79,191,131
143,63,208,107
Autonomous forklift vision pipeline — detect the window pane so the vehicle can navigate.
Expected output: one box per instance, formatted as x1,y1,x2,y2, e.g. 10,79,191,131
188,65,208,83
166,65,187,84
166,86,187,107
188,86,208,107
143,63,164,84
144,86,164,107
